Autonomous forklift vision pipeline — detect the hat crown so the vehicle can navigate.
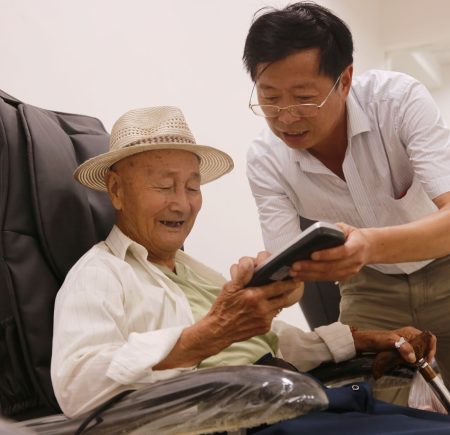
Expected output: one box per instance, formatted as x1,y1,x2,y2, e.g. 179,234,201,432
110,106,196,151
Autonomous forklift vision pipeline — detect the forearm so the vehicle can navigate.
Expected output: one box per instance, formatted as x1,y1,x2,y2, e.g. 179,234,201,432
363,204,450,264
154,318,229,370
52,346,128,417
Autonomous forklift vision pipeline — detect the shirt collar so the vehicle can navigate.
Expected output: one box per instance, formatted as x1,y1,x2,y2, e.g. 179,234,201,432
105,225,149,261
346,88,371,137
104,224,193,266
104,225,226,286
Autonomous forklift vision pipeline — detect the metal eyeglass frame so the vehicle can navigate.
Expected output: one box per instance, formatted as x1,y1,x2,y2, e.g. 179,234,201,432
248,72,342,118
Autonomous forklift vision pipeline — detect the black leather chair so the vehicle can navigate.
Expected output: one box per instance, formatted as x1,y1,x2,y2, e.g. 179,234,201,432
0,90,330,434
0,89,115,419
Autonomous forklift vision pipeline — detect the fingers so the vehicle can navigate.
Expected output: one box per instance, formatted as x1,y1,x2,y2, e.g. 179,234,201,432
264,283,303,319
394,335,417,363
427,334,437,363
310,244,349,261
229,256,255,288
335,222,352,236
229,253,272,288
270,282,304,308
255,278,304,301
391,327,437,364
255,250,271,265
289,258,362,281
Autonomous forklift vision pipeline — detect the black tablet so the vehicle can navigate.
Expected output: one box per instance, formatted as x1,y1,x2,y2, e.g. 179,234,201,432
247,221,345,287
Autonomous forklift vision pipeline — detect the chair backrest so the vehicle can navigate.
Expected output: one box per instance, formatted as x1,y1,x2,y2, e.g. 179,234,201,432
0,90,115,419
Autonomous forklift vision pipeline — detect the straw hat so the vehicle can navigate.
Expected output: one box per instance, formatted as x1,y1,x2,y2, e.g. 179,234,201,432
74,106,234,191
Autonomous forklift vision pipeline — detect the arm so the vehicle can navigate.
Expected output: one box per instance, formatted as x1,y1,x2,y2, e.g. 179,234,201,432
301,193,450,281
51,266,191,417
357,191,450,263
247,147,302,253
290,79,450,281
274,321,436,373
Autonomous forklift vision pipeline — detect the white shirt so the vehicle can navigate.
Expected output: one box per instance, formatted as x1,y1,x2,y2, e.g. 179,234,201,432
247,70,450,274
51,225,355,417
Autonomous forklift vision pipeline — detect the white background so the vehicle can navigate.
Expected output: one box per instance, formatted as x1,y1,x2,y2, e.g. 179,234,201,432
2,0,450,330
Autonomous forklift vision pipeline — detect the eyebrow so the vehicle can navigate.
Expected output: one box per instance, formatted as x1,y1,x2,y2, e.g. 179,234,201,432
155,169,201,180
258,82,317,91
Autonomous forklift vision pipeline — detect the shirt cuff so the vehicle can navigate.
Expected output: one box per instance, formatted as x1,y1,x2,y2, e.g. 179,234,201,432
314,322,356,363
106,326,188,384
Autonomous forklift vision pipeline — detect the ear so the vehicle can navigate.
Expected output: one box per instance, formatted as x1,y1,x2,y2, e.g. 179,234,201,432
340,64,353,97
105,169,123,211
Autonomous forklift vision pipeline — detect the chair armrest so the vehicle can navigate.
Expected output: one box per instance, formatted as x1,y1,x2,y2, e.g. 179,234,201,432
309,354,416,386
19,366,328,435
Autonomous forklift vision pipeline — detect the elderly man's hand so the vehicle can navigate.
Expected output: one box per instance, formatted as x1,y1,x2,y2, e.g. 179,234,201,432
202,254,304,354
352,326,437,364
155,253,303,370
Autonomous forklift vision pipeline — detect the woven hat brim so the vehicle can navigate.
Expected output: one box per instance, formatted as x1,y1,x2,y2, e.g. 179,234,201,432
74,143,234,191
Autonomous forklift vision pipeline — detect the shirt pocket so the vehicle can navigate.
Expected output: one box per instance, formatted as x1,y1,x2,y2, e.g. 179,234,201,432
382,176,436,225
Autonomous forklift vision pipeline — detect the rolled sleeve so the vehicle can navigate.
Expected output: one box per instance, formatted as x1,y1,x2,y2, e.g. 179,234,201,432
272,320,356,372
107,326,193,384
315,322,356,363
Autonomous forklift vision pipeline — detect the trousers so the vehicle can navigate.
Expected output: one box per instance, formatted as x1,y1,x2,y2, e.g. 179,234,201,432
250,382,450,434
339,255,450,390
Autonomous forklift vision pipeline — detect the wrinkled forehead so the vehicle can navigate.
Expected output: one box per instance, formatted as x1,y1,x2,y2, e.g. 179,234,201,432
115,149,200,169
111,149,201,182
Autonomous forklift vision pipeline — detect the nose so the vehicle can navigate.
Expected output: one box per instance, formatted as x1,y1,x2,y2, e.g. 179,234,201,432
168,188,191,213
276,107,301,124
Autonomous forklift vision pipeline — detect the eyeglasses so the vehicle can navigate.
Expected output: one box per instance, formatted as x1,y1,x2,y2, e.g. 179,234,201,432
248,73,342,118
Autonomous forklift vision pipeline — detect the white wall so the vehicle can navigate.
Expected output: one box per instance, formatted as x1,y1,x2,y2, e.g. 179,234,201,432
380,0,450,49
379,0,450,125
433,68,450,124
1,0,386,330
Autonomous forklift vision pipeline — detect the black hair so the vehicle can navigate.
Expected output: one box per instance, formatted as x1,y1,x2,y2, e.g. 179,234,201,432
243,2,353,81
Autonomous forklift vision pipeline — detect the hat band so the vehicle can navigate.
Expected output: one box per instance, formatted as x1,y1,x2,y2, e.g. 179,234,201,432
122,135,197,148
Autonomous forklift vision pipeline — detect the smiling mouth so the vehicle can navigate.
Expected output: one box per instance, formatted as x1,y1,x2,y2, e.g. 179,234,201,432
283,130,307,137
160,220,185,228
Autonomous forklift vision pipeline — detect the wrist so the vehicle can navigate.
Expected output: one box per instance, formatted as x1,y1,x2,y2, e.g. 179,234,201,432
359,227,378,264
362,226,399,265
194,316,230,355
350,327,373,353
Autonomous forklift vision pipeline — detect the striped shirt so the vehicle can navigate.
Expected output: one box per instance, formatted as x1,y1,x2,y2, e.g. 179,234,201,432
247,70,450,274
51,225,355,417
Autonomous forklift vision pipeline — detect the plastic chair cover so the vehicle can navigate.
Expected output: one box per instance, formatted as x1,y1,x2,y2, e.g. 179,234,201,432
18,366,328,435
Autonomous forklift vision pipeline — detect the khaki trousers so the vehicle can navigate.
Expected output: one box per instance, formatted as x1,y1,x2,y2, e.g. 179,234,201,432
339,255,450,404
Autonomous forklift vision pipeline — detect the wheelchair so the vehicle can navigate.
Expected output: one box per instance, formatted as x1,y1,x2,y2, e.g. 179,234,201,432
0,89,447,434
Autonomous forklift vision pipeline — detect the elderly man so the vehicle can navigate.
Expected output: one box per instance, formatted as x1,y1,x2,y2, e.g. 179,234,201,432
51,107,435,426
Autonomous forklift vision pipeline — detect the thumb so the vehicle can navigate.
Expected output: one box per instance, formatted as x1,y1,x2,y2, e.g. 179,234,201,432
230,258,254,289
335,222,352,238
397,340,417,364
